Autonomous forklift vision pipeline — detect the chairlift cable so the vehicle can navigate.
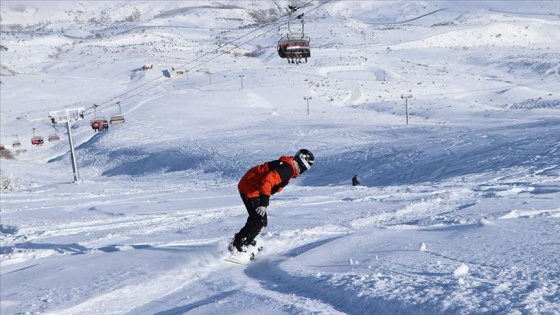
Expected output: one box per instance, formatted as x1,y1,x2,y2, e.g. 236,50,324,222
6,2,322,138
92,0,322,110
8,0,555,142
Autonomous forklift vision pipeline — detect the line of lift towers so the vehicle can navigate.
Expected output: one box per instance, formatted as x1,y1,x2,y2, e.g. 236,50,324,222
11,5,310,147
10,102,125,149
6,104,126,182
11,5,309,149
6,5,311,182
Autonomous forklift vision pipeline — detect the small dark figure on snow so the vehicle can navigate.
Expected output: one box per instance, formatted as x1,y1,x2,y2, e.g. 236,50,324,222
352,175,360,186
230,149,315,253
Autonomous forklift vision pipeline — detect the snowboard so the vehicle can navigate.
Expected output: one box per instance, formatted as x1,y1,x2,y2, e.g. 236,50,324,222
224,244,263,265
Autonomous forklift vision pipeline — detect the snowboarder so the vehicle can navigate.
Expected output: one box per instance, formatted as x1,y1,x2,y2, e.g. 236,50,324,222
352,175,360,186
230,149,315,253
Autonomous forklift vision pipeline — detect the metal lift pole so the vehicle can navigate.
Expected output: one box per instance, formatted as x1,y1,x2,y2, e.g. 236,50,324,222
49,107,85,183
66,116,80,183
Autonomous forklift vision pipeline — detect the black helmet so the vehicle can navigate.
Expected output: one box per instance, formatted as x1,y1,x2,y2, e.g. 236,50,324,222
294,149,314,174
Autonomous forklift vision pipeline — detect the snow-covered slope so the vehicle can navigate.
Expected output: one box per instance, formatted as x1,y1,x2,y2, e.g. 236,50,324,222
1,1,559,314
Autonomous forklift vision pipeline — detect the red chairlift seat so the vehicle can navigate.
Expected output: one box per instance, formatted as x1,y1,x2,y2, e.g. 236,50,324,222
277,36,310,64
31,136,44,146
277,10,310,64
91,118,109,132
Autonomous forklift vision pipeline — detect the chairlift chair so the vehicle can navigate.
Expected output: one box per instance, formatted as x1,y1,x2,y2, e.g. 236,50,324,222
277,11,310,64
109,115,125,124
31,136,44,146
109,101,125,124
30,128,44,146
91,118,109,132
91,104,109,132
277,35,311,63
12,135,21,148
48,125,60,142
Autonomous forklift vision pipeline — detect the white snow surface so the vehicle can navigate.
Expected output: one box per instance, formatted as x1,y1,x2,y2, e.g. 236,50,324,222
1,1,559,314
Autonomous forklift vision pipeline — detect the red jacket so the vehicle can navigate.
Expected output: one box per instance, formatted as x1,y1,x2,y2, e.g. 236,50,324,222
238,156,299,207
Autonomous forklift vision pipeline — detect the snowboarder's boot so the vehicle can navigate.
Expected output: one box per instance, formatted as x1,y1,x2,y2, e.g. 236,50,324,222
229,234,247,253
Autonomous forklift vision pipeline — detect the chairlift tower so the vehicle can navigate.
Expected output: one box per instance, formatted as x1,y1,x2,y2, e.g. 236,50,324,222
401,94,412,125
48,107,85,183
205,69,212,85
239,74,245,90
304,96,312,116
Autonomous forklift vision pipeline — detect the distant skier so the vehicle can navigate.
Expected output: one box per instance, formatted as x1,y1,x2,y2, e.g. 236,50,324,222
230,149,315,253
352,175,360,186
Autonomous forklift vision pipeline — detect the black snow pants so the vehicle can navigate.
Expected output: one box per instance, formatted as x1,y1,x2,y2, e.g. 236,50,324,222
234,192,268,246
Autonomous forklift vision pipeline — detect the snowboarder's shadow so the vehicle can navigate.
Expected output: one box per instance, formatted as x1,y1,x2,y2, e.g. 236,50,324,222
283,235,344,258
